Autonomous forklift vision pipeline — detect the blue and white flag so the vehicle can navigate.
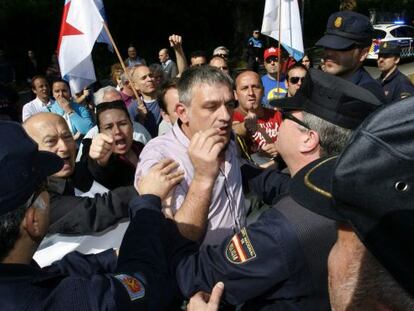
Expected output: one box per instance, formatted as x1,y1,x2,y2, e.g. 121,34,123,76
93,0,114,52
261,0,304,61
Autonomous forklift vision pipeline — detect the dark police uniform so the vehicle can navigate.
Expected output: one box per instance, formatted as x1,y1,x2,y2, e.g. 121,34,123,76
175,194,335,310
349,67,387,104
378,68,414,104
47,162,137,234
376,42,414,104
0,196,189,311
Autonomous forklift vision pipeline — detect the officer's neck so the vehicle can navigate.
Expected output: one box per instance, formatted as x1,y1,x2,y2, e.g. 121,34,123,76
381,65,397,82
1,234,40,265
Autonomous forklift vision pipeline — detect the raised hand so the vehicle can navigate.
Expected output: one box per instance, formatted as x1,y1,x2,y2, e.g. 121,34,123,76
188,128,227,183
89,133,114,166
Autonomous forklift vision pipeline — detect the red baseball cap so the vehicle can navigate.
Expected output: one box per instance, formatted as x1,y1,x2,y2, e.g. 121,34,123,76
264,47,281,60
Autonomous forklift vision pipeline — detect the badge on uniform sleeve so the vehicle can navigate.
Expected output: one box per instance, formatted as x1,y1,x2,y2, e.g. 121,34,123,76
225,228,256,264
114,274,145,301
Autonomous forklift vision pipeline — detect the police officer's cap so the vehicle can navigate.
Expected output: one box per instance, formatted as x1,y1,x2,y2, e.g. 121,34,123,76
0,121,63,216
270,68,383,129
316,11,373,50
379,41,401,56
290,95,414,297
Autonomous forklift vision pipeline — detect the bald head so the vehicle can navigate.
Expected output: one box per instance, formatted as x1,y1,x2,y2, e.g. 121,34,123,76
159,48,169,64
24,113,76,178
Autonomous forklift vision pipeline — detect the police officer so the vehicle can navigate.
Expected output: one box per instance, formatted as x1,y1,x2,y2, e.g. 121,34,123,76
0,121,188,310
316,11,387,104
140,70,383,310
377,41,414,103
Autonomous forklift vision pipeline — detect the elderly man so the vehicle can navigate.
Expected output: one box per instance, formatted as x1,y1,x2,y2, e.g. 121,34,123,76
22,75,52,121
159,48,178,79
377,42,414,103
23,112,137,234
0,120,192,310
133,69,383,310
128,65,162,137
232,70,281,166
316,11,386,103
289,96,414,310
135,66,245,245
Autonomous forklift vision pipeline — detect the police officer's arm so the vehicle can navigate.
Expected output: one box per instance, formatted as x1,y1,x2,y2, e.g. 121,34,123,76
115,159,186,309
172,129,226,241
241,163,290,205
48,185,137,234
175,208,303,306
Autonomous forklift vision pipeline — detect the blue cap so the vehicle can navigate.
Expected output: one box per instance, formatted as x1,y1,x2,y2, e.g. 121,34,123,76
0,121,63,215
379,41,401,56
316,11,373,49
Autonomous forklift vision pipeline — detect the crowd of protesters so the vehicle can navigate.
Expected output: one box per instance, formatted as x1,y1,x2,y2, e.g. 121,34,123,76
0,8,414,311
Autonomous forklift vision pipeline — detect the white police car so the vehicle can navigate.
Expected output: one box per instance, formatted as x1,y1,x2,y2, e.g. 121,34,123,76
367,22,414,59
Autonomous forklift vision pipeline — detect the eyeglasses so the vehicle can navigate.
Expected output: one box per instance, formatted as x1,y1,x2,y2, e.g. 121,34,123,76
215,53,228,59
265,56,279,63
288,76,306,84
280,110,310,129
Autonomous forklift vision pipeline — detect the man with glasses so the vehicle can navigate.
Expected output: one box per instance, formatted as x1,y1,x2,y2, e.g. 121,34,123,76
0,120,195,310
285,63,308,97
165,69,382,310
261,47,287,105
316,11,386,103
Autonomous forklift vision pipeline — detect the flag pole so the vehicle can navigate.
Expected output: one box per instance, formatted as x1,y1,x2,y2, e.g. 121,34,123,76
276,0,282,98
102,22,147,122
102,22,140,100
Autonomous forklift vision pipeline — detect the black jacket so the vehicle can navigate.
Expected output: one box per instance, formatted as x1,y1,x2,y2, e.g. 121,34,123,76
48,162,137,234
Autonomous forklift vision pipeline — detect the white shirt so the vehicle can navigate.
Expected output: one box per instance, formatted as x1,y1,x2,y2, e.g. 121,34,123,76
22,97,52,121
135,122,246,245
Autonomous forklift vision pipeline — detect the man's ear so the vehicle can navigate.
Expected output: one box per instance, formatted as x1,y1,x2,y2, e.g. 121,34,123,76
299,130,320,153
234,90,239,101
21,207,42,239
175,102,189,123
395,57,401,65
359,47,370,62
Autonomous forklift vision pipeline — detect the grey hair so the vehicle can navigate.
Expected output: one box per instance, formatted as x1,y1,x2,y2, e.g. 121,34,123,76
177,66,234,106
93,86,119,105
345,245,414,310
301,112,352,157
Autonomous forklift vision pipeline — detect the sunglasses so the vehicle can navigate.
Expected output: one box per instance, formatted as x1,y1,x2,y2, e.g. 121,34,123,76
265,56,279,64
280,110,310,129
288,76,306,84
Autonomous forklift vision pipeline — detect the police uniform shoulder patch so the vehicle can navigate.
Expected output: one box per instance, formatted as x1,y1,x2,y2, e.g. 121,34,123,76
114,274,145,301
334,16,342,28
400,92,412,99
225,228,257,264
